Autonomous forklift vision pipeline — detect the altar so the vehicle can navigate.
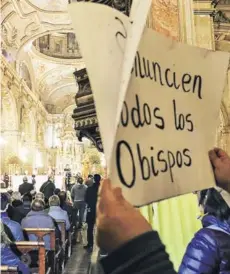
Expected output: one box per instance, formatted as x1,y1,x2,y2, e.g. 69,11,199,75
11,175,66,192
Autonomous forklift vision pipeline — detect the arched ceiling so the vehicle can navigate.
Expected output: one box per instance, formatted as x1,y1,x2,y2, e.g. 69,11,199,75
1,0,85,114
1,0,230,120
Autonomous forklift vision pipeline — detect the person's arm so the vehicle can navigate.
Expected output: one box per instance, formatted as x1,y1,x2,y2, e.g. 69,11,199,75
178,229,218,274
14,225,24,242
85,188,89,204
101,231,176,274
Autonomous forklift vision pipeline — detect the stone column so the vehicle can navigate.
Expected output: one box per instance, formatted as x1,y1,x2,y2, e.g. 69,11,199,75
193,0,215,50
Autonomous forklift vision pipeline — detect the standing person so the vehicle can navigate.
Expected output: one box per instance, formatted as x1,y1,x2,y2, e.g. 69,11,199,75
179,188,230,273
31,174,36,189
3,173,10,189
19,176,33,196
84,174,101,251
40,175,56,203
71,177,87,228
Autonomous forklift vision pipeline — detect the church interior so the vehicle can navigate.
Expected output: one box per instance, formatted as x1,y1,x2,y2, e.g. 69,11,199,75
1,0,230,273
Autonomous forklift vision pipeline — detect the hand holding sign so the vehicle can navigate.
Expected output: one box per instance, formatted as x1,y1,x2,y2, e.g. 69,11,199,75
68,2,229,206
97,179,152,253
209,148,230,191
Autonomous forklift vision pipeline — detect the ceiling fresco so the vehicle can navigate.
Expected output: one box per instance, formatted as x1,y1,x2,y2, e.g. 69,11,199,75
1,0,230,118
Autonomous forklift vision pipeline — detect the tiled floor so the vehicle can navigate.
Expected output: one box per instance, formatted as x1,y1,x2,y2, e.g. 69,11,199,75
63,244,104,274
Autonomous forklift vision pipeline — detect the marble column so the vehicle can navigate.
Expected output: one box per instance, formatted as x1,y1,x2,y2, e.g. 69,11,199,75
193,1,215,50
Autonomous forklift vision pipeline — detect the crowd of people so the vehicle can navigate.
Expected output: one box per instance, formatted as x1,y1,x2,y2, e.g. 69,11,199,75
1,148,230,273
1,173,102,273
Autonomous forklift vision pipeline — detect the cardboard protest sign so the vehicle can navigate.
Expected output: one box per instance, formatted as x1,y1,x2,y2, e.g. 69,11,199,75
68,2,229,206
68,2,151,164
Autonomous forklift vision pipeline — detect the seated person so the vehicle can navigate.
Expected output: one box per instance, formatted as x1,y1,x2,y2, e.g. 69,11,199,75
35,192,45,201
58,191,73,224
11,192,23,208
54,188,61,196
4,192,25,224
47,195,70,231
18,193,33,216
21,198,61,250
1,221,30,274
0,193,24,241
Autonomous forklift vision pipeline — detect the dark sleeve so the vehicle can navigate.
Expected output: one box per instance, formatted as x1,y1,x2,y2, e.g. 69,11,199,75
40,183,44,192
18,185,22,194
85,188,89,204
178,229,218,274
52,219,62,246
100,231,176,274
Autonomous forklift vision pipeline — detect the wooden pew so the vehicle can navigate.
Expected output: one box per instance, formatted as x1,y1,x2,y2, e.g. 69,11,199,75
23,228,56,274
0,266,18,274
13,241,46,274
68,224,75,257
56,221,66,251
56,220,69,269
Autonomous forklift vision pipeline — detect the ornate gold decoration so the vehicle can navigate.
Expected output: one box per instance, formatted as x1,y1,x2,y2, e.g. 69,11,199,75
1,25,18,48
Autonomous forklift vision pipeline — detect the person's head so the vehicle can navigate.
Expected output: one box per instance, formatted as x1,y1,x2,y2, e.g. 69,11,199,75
0,193,10,212
54,188,61,195
77,177,83,185
35,192,45,201
49,195,60,207
32,174,36,178
23,176,28,183
94,174,101,185
23,193,33,203
58,191,67,205
11,191,22,202
7,190,13,196
48,175,53,182
31,199,45,212
85,179,93,187
88,174,93,179
199,188,230,221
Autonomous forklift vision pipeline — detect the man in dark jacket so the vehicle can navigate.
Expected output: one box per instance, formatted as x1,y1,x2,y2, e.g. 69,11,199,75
96,148,230,274
19,176,33,196
84,174,101,250
40,175,56,202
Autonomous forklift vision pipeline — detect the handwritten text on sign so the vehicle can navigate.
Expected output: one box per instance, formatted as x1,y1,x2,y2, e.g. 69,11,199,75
110,28,228,206
68,3,229,206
